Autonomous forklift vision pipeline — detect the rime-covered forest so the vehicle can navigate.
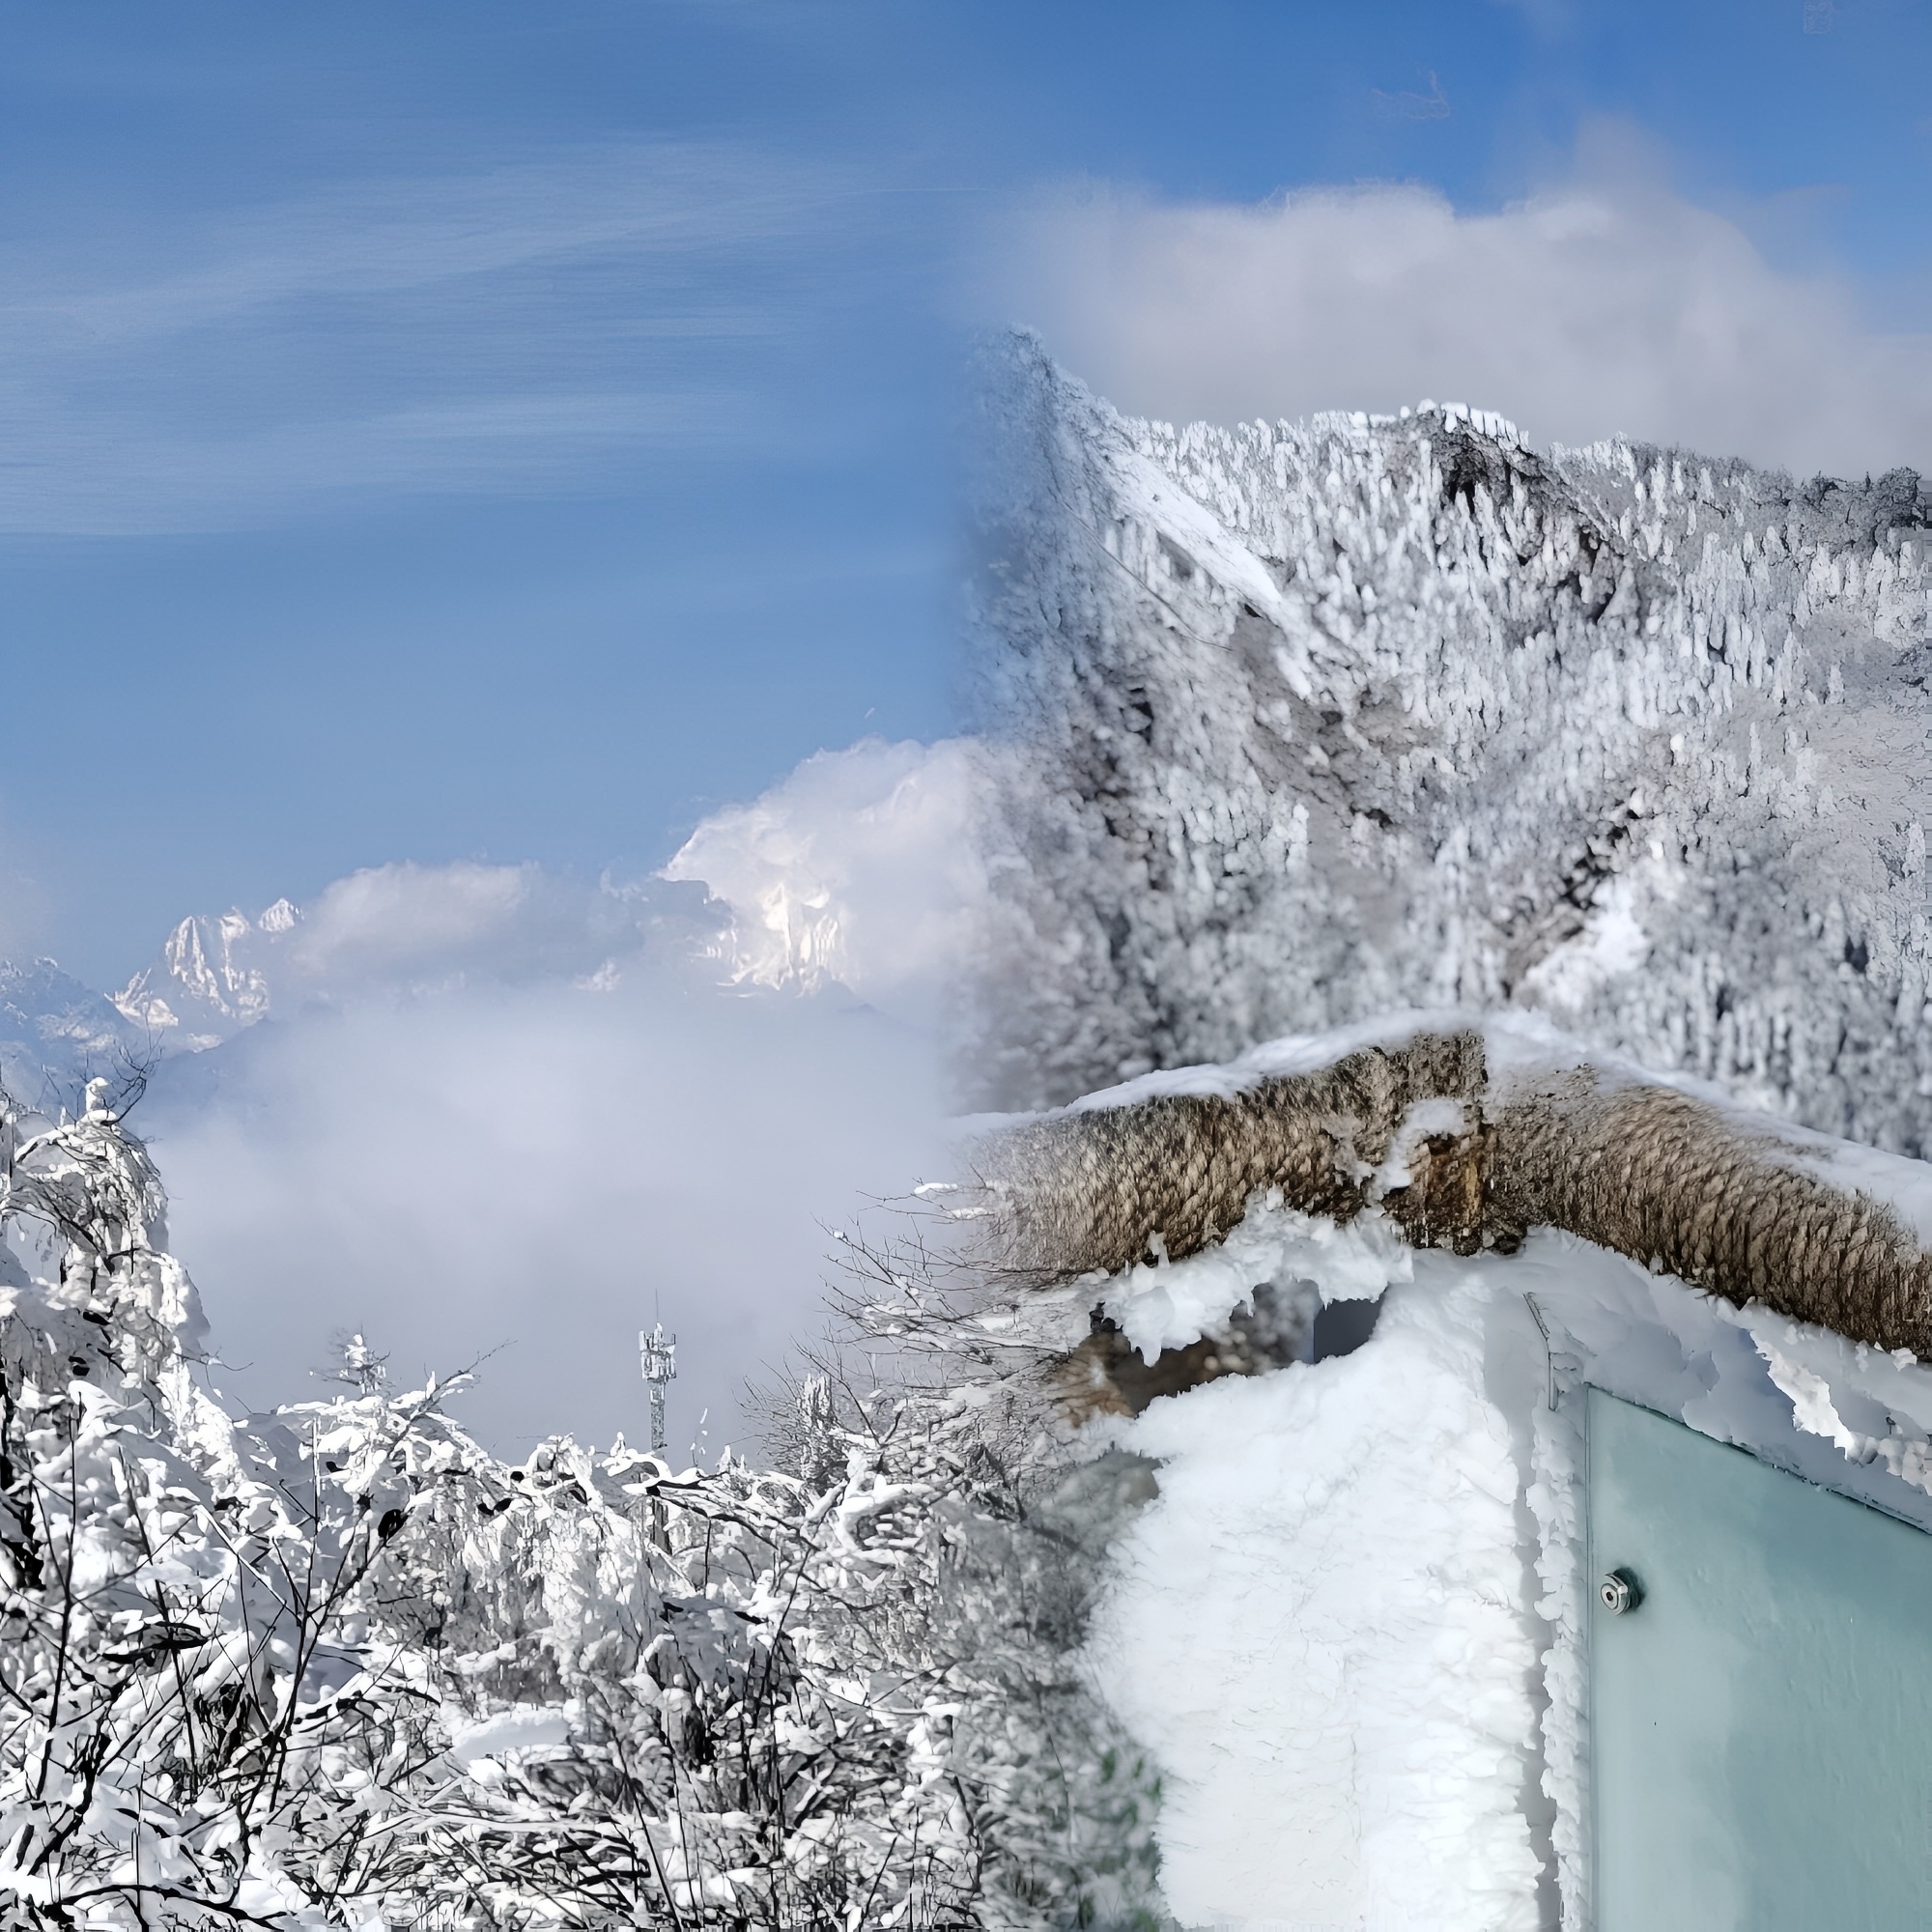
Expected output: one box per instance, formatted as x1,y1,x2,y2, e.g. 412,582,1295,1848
968,335,1932,1140
0,1074,1163,1930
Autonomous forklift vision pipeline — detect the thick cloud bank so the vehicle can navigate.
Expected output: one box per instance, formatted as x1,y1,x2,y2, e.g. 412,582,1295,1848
134,840,951,1459
117,862,690,1047
995,129,1932,478
146,973,941,1459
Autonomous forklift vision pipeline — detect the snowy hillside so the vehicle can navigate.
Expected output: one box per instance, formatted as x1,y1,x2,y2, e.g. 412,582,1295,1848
952,335,1932,1930
0,1061,1156,1931
967,331,1932,1152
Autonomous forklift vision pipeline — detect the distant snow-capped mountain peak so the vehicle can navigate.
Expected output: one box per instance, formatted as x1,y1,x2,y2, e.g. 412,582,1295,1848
114,899,302,1048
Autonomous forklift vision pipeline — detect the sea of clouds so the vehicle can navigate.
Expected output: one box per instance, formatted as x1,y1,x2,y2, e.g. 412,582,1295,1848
137,739,974,1459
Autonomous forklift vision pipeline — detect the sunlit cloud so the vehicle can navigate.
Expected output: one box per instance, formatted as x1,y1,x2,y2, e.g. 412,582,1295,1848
663,736,985,1029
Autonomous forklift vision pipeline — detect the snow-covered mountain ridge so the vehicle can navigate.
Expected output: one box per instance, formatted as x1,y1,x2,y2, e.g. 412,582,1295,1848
968,331,1932,1151
113,898,298,1047
0,859,729,1112
0,892,427,1096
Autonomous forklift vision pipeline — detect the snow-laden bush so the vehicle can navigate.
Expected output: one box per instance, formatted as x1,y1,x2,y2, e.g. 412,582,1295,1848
0,1084,1160,1930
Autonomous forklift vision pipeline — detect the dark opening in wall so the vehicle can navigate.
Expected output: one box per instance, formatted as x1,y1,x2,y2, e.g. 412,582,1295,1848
1310,1293,1383,1362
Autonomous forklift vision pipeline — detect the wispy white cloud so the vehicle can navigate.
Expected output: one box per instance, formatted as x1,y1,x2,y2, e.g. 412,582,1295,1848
0,386,739,533
1369,71,1450,122
18,144,814,346
0,142,865,532
987,124,1932,477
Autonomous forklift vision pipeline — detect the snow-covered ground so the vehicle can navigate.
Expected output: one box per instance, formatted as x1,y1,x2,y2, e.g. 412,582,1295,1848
1093,1262,1547,1932
1058,1006,1932,1930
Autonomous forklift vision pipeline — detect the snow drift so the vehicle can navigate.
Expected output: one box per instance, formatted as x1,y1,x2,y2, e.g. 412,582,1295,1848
1015,1020,1932,1930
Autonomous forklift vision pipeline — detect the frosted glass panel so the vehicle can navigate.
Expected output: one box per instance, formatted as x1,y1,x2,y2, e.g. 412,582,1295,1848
1589,1387,1932,1930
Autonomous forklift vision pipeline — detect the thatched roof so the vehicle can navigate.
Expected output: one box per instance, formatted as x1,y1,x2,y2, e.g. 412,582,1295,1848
980,1025,1932,1361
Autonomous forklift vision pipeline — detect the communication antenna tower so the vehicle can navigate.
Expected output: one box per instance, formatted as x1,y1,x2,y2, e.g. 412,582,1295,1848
639,1321,677,1457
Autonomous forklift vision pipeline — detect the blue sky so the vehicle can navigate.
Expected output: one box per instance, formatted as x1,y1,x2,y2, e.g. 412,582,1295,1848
3,0,1930,987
